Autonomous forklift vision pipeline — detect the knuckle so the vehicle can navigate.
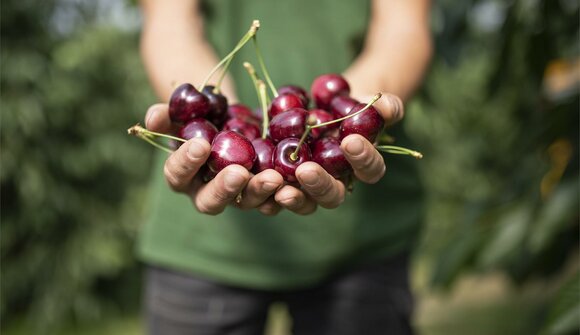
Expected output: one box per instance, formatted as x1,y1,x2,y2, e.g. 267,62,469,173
194,197,220,216
164,164,182,191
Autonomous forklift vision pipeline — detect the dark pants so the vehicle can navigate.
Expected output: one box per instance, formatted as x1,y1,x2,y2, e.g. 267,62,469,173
145,255,414,335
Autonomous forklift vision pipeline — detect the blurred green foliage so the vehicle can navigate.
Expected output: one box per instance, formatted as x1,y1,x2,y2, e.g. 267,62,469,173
1,0,578,334
1,0,154,332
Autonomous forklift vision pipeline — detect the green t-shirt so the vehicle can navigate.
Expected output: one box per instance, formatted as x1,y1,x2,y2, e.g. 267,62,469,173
138,0,425,290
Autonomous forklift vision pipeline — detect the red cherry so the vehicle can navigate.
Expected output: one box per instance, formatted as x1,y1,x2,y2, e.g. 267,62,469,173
169,83,210,123
251,138,275,173
207,131,256,173
307,109,336,140
278,85,310,107
339,103,384,143
268,93,304,118
311,137,351,179
201,85,228,127
222,118,261,141
226,103,259,123
329,95,359,119
273,138,311,182
178,118,218,143
310,74,350,110
268,108,308,143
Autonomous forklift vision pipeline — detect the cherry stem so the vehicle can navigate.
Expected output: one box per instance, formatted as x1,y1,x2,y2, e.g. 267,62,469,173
375,145,423,159
243,62,262,105
252,35,278,97
289,93,382,161
127,125,175,154
200,20,260,91
128,124,186,143
258,81,270,139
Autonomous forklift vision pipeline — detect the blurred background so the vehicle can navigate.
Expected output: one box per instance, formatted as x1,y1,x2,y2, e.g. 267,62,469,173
1,0,578,334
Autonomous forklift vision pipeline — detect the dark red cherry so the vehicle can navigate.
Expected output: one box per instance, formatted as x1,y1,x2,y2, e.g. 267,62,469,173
310,74,350,110
169,83,210,123
278,85,310,107
227,104,260,124
311,137,351,179
268,108,308,143
307,109,336,140
207,131,256,173
201,85,228,127
178,118,218,143
273,138,311,182
268,93,304,118
253,107,264,122
251,138,275,173
339,103,384,143
330,95,359,119
223,118,261,140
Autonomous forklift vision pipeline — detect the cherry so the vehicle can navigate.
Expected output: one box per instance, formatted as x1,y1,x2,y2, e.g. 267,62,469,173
251,138,275,173
201,85,228,127
268,108,308,143
339,103,384,143
226,104,260,124
330,95,359,119
310,74,350,110
169,83,210,123
311,137,351,179
207,130,256,173
307,109,336,140
178,118,218,144
268,93,304,118
278,85,310,107
223,117,261,141
273,137,311,182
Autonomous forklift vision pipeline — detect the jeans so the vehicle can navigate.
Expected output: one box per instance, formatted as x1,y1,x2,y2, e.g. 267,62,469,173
144,254,414,335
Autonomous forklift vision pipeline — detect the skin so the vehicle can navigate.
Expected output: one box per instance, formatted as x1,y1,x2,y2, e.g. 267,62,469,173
140,0,432,216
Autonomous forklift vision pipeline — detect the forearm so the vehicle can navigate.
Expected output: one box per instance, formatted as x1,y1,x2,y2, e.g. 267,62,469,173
344,0,432,103
139,0,237,102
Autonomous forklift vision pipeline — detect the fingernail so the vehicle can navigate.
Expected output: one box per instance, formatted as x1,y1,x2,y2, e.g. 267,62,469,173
262,182,278,192
187,141,206,160
280,197,297,207
224,173,245,189
300,170,319,187
345,138,364,156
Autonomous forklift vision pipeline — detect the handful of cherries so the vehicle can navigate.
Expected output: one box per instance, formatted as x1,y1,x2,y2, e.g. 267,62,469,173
129,20,421,185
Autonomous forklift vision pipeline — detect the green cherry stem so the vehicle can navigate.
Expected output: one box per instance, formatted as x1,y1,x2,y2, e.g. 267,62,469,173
289,93,383,161
375,145,423,159
128,124,186,143
258,81,270,139
252,35,278,97
243,62,262,104
200,20,260,90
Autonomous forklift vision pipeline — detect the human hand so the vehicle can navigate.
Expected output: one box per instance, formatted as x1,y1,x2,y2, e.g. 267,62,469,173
145,104,284,216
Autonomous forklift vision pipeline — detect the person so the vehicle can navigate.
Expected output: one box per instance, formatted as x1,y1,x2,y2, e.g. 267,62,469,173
138,0,432,334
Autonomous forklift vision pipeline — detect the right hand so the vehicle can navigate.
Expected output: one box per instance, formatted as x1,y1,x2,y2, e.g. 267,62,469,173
145,104,285,216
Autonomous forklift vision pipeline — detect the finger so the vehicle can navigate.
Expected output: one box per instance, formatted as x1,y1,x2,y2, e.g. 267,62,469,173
145,103,172,133
237,169,284,209
375,93,404,126
164,138,211,192
193,165,251,215
341,134,386,184
257,197,282,216
274,185,317,215
296,162,346,209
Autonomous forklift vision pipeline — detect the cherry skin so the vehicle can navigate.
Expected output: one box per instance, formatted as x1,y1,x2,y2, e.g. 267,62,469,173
251,138,275,173
273,138,311,182
201,85,228,127
178,118,218,143
311,137,351,179
223,118,261,141
330,95,359,119
268,93,304,118
339,103,385,143
207,130,256,174
278,85,310,107
226,104,260,124
310,74,350,110
169,83,210,123
268,108,308,143
307,109,336,140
